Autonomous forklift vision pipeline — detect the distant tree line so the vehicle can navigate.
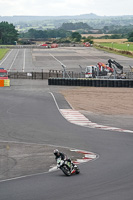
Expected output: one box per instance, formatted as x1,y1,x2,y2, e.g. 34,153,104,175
128,32,133,42
0,22,18,44
19,22,95,40
59,22,92,30
1,21,133,45
97,34,124,39
19,28,71,39
58,22,133,36
102,25,133,36
19,29,84,43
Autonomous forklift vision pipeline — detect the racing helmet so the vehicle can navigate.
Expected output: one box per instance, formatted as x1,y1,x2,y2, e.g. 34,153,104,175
54,149,59,155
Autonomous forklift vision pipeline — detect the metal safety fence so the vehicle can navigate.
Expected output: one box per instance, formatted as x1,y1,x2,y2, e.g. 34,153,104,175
8,72,49,79
8,70,84,80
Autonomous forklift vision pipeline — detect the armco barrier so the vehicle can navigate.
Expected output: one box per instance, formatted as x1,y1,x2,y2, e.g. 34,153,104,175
48,78,133,88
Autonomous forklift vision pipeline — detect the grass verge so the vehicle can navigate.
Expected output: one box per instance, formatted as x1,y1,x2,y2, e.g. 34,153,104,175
98,42,133,51
94,44,133,58
0,49,9,60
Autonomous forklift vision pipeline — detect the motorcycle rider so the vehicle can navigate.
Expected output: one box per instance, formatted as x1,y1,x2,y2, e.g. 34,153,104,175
53,149,76,171
54,149,66,160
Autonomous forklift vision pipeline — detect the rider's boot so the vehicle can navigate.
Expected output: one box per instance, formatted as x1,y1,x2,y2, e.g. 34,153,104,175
72,163,77,168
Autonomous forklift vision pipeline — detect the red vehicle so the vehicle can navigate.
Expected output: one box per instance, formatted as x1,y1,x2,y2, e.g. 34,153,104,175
98,62,114,73
51,43,58,48
85,62,113,78
0,68,8,79
40,44,48,47
83,42,92,47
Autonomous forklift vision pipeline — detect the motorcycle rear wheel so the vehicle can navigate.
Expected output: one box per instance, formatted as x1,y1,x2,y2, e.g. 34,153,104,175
75,166,80,174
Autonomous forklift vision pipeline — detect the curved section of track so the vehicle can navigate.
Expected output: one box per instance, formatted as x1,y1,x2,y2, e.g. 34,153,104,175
0,86,133,200
60,109,133,133
0,46,133,199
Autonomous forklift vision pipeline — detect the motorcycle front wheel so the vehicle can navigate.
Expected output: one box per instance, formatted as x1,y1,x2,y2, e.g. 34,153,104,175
61,165,71,176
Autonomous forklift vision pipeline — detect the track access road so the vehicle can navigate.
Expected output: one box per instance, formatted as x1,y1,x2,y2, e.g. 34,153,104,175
0,81,133,200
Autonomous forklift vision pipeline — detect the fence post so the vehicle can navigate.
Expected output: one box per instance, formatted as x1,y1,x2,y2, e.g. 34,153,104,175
72,71,73,78
42,69,43,80
56,70,58,78
49,70,51,78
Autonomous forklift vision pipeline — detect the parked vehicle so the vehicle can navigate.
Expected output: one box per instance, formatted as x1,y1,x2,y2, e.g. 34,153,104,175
108,59,126,78
85,60,126,79
85,65,97,78
83,42,92,47
0,68,8,79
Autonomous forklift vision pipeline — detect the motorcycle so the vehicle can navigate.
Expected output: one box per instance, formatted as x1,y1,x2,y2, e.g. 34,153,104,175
56,157,80,176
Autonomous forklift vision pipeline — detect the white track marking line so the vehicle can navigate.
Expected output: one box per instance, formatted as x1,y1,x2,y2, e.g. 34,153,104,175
0,140,98,182
0,49,13,66
49,93,133,133
8,49,19,72
49,166,59,172
22,49,26,72
49,53,66,66
49,92,60,110
0,171,50,183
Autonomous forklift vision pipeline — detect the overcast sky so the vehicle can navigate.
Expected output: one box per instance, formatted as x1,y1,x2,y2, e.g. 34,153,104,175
0,0,133,16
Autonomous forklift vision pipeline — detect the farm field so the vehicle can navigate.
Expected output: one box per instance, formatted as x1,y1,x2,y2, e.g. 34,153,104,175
97,42,133,51
81,34,112,38
93,38,127,43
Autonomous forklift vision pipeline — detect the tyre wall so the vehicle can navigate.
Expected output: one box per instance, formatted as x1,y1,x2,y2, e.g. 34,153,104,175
48,78,133,88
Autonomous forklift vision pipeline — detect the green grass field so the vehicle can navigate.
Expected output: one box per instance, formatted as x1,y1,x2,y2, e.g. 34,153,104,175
99,43,133,51
0,49,9,60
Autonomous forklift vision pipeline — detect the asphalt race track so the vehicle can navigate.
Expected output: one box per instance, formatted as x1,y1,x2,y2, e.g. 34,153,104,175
0,47,133,72
0,47,133,200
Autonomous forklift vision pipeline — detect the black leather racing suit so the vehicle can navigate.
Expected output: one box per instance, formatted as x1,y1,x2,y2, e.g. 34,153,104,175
55,152,66,161
54,152,74,168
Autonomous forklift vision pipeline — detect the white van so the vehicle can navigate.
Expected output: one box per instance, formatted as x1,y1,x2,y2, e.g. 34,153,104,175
85,66,97,78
